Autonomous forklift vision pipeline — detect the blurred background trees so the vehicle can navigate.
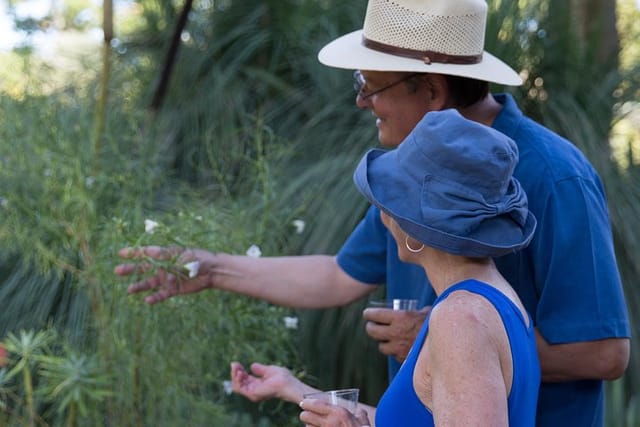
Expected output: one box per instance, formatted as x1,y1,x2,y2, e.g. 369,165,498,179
0,0,639,425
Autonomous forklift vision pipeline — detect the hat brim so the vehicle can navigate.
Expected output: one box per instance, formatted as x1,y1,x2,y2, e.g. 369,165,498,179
319,30,522,87
354,149,536,258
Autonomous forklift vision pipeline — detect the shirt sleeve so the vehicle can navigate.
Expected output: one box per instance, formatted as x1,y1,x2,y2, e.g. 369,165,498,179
531,175,630,343
337,205,388,285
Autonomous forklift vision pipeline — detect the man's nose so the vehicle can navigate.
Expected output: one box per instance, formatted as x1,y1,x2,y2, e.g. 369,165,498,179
355,93,370,109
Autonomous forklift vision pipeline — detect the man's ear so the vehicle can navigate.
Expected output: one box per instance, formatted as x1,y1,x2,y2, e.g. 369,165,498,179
421,74,449,110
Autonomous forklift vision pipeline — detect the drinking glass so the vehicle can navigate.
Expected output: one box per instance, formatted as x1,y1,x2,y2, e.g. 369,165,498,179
303,388,360,413
368,298,419,311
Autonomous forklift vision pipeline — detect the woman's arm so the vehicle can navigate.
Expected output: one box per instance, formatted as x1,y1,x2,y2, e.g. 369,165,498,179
419,294,509,426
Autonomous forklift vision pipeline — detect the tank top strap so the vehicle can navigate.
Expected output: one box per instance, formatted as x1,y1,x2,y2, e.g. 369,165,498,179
435,279,531,330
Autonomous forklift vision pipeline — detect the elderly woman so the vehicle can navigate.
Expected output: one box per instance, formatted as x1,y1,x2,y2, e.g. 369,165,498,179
231,109,540,426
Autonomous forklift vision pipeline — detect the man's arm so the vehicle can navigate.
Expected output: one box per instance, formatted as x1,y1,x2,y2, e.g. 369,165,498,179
363,308,630,382
535,331,630,382
116,247,375,308
206,253,375,308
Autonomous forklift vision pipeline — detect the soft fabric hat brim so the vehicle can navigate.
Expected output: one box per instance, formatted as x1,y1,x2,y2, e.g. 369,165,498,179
353,113,537,258
319,30,522,86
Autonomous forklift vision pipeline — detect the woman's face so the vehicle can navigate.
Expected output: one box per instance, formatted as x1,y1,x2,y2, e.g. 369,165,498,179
380,211,414,262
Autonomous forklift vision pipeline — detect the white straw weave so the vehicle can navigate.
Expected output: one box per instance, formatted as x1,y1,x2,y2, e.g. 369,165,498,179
363,0,486,56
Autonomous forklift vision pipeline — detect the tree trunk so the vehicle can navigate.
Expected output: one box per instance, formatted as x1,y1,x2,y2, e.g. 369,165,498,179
149,0,194,113
93,0,113,156
571,0,619,67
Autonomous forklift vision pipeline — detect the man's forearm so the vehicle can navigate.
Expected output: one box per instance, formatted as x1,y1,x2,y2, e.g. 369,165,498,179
535,330,630,382
208,253,374,308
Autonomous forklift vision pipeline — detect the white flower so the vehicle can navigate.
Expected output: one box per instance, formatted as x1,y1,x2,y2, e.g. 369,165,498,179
222,380,233,395
183,261,200,278
195,215,203,221
144,219,159,234
292,219,305,234
283,316,299,329
85,176,95,188
0,197,7,208
246,244,262,258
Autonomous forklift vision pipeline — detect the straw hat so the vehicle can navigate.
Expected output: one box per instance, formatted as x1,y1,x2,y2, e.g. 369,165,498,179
319,0,522,86
354,109,536,257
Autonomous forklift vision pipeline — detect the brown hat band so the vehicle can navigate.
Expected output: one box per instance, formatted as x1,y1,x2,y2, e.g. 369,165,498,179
362,36,482,65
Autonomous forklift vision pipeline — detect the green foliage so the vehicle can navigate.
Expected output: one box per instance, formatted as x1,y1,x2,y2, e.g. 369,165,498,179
607,377,640,427
0,62,306,425
38,351,113,421
2,329,55,426
617,0,640,104
1,0,639,425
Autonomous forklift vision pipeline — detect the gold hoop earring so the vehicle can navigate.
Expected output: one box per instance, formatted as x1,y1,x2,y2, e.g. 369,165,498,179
405,236,425,253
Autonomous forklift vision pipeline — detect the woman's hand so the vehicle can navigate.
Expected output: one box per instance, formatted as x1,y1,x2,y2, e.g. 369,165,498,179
230,362,308,403
299,398,371,427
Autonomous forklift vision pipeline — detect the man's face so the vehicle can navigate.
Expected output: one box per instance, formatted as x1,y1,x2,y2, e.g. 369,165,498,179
356,70,435,147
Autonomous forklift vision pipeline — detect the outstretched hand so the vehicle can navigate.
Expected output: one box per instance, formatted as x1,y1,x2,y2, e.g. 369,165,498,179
232,362,372,426
230,362,308,404
114,246,213,304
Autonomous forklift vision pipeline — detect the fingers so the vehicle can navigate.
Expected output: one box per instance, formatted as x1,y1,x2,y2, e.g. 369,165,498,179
249,362,269,376
366,319,416,357
355,408,370,426
114,260,157,277
364,309,426,360
118,246,172,260
362,307,394,324
116,246,203,306
123,283,175,305
364,308,428,336
143,289,175,305
250,362,291,380
299,399,329,414
230,361,245,377
299,409,322,427
230,361,263,401
114,263,136,276
230,362,248,391
299,399,353,426
126,273,165,294
364,320,391,341
376,340,396,357
115,247,174,277
298,399,328,426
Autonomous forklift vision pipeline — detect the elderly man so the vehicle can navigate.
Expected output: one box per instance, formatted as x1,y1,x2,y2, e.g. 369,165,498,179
116,0,630,425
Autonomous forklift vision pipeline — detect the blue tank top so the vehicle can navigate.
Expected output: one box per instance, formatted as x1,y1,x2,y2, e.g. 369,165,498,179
375,279,540,426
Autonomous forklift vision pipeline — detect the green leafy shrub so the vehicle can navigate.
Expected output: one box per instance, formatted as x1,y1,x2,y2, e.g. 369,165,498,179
0,71,308,425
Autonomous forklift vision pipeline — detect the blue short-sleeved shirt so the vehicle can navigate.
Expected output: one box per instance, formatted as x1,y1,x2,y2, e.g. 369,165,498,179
337,93,630,427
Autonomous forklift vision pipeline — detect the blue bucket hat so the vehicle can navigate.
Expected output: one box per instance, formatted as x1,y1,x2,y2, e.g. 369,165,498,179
354,109,536,257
